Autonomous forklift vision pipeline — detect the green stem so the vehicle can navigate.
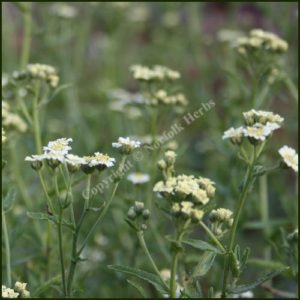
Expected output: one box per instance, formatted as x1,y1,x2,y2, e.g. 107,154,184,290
32,82,42,154
38,171,55,214
20,2,32,68
2,207,11,287
170,220,191,298
199,221,226,253
221,146,257,298
54,173,67,296
136,230,169,291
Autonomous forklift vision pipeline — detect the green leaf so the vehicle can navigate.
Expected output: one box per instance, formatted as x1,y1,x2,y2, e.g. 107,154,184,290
248,258,287,271
108,265,167,294
3,189,17,212
229,268,288,294
182,238,223,254
127,279,147,298
26,212,57,225
192,251,216,279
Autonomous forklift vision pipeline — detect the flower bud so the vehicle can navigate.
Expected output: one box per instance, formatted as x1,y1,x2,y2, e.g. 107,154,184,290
141,224,148,231
142,209,150,220
134,201,145,214
157,159,167,170
127,207,137,220
30,161,43,171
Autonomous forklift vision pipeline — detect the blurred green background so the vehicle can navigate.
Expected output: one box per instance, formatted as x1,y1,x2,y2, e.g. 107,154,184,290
2,2,298,298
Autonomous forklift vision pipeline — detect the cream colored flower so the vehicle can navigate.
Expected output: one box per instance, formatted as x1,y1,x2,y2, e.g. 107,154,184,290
82,152,115,168
112,137,141,154
127,172,150,184
222,126,245,145
65,154,85,166
2,128,7,143
2,286,19,298
278,146,298,172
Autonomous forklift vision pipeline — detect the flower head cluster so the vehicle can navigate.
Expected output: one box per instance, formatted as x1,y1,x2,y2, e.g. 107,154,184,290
235,29,288,54
223,109,283,145
2,282,30,298
2,101,27,133
112,137,141,154
130,64,188,107
154,174,216,222
25,137,115,173
130,65,180,81
13,63,59,88
209,208,233,237
278,146,298,173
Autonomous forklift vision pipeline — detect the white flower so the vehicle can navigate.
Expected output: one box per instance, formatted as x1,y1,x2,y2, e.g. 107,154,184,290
127,172,150,184
65,154,85,166
278,146,298,172
14,282,27,293
25,154,45,162
82,152,116,168
112,137,141,154
43,138,73,155
222,126,245,144
233,290,254,298
243,123,274,141
2,286,19,298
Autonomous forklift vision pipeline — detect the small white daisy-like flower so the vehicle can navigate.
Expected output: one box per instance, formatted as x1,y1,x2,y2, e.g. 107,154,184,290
222,126,245,145
244,123,274,142
127,172,150,184
65,154,85,173
25,154,45,162
278,146,298,172
112,137,141,154
65,154,85,166
43,138,73,155
82,152,116,173
14,282,27,293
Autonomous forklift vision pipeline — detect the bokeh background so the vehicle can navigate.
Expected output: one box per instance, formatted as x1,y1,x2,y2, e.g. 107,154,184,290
2,2,298,298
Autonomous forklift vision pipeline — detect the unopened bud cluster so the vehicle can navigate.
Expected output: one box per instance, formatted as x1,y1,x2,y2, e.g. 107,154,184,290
209,208,233,237
127,201,150,231
157,150,177,179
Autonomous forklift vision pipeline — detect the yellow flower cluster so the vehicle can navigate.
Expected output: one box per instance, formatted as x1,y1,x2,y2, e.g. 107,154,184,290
235,29,288,55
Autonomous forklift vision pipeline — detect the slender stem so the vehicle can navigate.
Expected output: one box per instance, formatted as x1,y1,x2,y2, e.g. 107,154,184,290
2,207,11,287
20,2,32,68
32,82,42,154
83,174,92,210
38,171,55,214
170,220,191,298
221,146,257,298
77,181,119,256
199,221,226,253
54,173,67,296
137,231,169,291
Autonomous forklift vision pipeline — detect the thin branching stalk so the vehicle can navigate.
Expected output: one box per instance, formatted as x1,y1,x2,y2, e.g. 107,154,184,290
170,219,191,298
20,2,32,68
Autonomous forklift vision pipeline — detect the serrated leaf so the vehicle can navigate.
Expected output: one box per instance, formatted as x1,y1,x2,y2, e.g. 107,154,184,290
127,279,147,298
108,265,167,294
192,251,216,279
3,189,16,212
182,239,223,254
229,268,288,294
